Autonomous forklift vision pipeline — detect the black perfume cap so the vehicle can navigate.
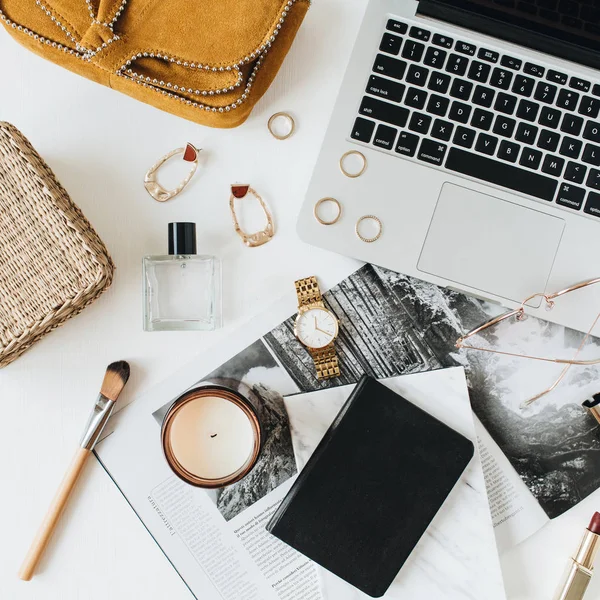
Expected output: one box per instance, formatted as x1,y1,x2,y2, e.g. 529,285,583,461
168,222,197,255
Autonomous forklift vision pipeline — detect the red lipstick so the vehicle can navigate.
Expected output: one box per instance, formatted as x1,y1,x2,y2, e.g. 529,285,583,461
554,512,600,600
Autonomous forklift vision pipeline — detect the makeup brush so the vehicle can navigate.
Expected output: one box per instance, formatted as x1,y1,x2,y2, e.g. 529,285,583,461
18,361,130,581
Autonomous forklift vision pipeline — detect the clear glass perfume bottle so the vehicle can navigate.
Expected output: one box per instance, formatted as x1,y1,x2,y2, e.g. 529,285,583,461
143,222,221,331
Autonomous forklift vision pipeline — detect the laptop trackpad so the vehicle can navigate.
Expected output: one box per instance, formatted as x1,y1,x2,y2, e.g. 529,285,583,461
417,183,565,303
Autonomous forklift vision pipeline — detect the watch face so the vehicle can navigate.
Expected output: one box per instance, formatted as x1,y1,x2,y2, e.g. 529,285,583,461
295,308,338,349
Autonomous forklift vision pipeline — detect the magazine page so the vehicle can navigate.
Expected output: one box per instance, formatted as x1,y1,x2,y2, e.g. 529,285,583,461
474,420,548,552
263,264,600,522
96,296,324,600
283,368,506,600
95,261,600,600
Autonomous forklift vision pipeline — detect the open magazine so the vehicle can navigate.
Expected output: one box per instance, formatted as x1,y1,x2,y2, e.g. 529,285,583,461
95,263,600,598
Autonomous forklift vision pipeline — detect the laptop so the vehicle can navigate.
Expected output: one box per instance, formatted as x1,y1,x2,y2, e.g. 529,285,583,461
297,0,600,334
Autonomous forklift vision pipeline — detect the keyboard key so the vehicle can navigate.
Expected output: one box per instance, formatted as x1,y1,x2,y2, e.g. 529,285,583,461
516,122,538,144
373,124,397,150
547,69,568,84
557,183,586,210
405,88,428,110
516,99,540,121
445,54,469,76
564,161,586,184
359,96,409,127
410,26,431,42
456,41,476,55
560,114,583,135
493,115,516,137
583,143,600,166
524,62,545,77
520,147,543,169
476,133,499,155
395,131,419,157
501,55,522,70
468,61,491,83
498,140,520,162
541,154,565,176
583,121,600,142
351,117,375,142
446,148,558,200
478,48,499,63
428,72,451,93
453,126,476,148
431,119,454,141
450,79,473,100
540,8,560,21
426,94,450,116
408,112,432,134
534,82,557,103
379,33,402,55
512,75,535,96
418,138,447,165
424,47,447,68
578,96,600,118
593,84,600,97
539,106,561,128
373,54,407,80
556,89,579,111
472,108,494,130
366,75,405,103
406,64,429,86
586,168,600,190
518,2,537,15
489,68,513,90
570,77,591,92
559,137,583,158
584,191,600,216
401,40,425,62
472,85,495,107
387,19,408,34
449,101,472,124
433,33,453,48
537,129,560,151
494,92,518,114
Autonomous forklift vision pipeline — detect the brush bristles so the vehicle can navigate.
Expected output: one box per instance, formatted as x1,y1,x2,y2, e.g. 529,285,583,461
101,361,131,402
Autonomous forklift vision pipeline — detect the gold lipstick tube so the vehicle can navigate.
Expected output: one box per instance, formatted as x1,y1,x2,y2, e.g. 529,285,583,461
554,530,600,600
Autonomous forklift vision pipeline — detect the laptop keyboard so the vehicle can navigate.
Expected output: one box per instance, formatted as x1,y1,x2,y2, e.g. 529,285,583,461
351,18,600,218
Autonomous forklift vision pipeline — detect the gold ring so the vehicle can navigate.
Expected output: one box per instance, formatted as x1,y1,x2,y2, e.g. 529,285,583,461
268,112,295,140
314,197,342,225
356,215,382,243
340,150,367,178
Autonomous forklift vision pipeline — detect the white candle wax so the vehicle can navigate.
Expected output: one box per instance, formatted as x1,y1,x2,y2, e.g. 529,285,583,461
169,395,256,481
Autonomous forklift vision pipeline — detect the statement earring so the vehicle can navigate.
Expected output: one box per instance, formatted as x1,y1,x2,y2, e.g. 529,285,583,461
144,143,201,202
229,184,275,247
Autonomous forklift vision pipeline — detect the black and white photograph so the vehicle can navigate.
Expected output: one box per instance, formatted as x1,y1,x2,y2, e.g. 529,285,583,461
264,264,600,519
153,340,299,521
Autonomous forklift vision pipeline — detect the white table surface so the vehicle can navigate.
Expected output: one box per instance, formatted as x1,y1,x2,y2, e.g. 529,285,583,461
2,2,600,599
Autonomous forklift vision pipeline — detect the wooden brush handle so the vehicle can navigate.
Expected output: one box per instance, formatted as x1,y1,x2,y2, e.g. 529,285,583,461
18,447,91,581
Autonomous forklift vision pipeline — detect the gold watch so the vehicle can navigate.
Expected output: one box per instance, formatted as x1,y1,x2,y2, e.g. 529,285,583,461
293,276,341,380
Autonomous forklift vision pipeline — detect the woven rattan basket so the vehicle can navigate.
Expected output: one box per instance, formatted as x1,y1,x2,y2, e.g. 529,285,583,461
0,122,115,367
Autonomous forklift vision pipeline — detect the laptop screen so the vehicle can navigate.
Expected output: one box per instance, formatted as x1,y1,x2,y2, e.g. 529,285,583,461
422,1,600,63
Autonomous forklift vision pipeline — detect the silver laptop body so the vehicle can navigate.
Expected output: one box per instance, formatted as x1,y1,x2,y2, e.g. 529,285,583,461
297,0,600,333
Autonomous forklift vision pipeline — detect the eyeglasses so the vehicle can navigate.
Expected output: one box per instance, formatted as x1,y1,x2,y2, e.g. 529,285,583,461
455,278,600,408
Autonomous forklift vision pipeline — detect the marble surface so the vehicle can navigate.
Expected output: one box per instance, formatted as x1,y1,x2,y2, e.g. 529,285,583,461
284,368,506,600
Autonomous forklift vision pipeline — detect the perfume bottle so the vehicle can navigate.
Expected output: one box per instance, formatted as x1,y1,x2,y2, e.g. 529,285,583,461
143,222,221,331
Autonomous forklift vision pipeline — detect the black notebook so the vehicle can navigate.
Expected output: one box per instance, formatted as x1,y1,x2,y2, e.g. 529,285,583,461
266,375,474,598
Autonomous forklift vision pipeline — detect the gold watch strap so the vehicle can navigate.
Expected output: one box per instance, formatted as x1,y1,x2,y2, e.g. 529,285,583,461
309,343,341,380
295,276,324,308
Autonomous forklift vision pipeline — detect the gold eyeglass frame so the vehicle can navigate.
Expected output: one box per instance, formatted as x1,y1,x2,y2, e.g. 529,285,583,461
456,278,600,408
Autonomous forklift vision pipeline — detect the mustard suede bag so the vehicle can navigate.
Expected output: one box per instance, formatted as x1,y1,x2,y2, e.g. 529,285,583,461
0,0,310,128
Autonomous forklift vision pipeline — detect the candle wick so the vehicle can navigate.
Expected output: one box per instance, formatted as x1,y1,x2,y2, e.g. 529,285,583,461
210,434,218,438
